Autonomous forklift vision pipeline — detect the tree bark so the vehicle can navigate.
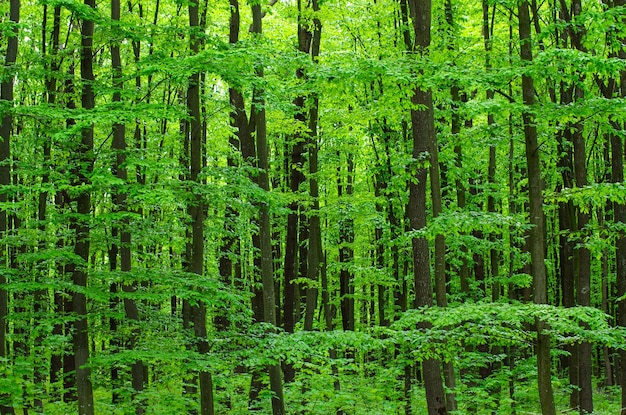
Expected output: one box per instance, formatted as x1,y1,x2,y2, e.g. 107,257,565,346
72,1,96,413
111,1,146,412
251,3,285,413
611,2,626,411
0,1,19,414
338,155,355,332
186,2,214,413
303,0,322,335
406,0,448,413
518,2,556,414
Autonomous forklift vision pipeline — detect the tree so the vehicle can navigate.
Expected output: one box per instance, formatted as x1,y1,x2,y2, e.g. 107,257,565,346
406,0,448,413
110,0,145,411
2,1,626,413
184,1,214,413
518,1,556,414
0,1,19,411
250,2,285,414
70,1,97,413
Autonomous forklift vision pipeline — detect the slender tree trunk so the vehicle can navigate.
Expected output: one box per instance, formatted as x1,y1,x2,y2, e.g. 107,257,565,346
41,3,63,407
0,1,19,414
434,2,459,409
338,155,355,332
62,65,78,405
250,3,285,413
405,0,448,413
518,2,556,414
612,2,626,408
556,79,578,407
613,124,626,414
33,4,60,410
482,3,502,412
111,1,146,412
451,93,469,294
224,0,266,407
186,2,214,413
303,0,322,335
566,1,593,411
572,99,593,415
215,4,243,409
72,1,96,413
282,0,315,380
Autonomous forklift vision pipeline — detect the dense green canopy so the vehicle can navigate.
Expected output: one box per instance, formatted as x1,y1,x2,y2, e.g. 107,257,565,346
1,0,626,414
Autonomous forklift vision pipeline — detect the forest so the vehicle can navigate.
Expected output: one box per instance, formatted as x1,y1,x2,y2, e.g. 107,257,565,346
2,0,626,414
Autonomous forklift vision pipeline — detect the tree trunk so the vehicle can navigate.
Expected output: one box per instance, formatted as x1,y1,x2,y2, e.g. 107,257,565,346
111,1,146,412
611,1,626,407
0,1,19,414
338,154,355,332
303,0,322,335
572,100,593,415
406,0,448,413
186,2,214,413
518,2,556,414
40,3,63,408
282,0,315,380
224,0,266,408
612,125,626,414
250,3,285,413
72,1,96,413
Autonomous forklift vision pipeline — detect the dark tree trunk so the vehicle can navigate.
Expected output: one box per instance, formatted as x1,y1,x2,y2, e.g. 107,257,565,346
39,3,62,410
405,0,448,413
611,0,626,407
613,125,626,414
111,1,146,412
437,2,460,409
557,126,578,408
518,2,556,414
224,1,266,408
0,1,19,414
61,66,78,405
303,0,322,335
250,3,285,413
282,0,315,380
72,1,96,413
572,101,593,415
186,2,214,414
338,155,355,332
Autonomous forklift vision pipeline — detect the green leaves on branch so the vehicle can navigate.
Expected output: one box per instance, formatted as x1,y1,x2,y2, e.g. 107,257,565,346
547,182,626,213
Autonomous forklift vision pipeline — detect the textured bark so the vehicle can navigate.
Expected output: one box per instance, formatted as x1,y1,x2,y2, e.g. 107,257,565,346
304,105,321,333
225,1,265,408
557,1,592,409
372,128,391,326
251,3,285,413
451,90,469,294
111,1,146,412
612,126,626,415
282,0,313,381
60,64,79,405
573,107,592,415
405,0,448,413
0,1,19,414
611,1,626,408
435,5,457,409
46,8,63,398
557,127,578,408
186,2,214,413
303,0,322,335
216,2,242,364
518,2,556,414
338,155,355,331
72,1,96,413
